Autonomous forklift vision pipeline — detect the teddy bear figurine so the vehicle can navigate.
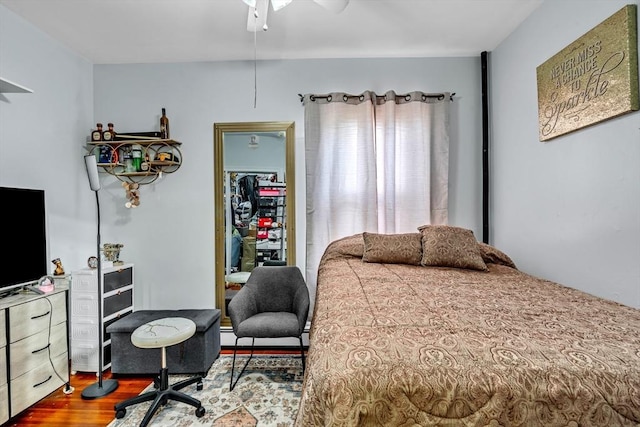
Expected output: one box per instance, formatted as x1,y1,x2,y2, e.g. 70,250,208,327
51,258,65,276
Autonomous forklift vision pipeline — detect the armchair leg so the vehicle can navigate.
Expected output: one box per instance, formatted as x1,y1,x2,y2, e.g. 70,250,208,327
230,337,255,391
299,336,306,372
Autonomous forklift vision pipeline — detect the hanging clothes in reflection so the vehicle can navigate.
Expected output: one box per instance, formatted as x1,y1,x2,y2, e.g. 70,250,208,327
237,175,258,218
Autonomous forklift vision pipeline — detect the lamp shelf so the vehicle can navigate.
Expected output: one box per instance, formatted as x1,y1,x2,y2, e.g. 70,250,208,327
88,139,182,147
86,139,182,185
0,77,33,93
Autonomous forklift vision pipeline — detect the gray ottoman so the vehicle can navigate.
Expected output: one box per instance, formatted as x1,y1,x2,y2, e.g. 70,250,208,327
107,309,221,376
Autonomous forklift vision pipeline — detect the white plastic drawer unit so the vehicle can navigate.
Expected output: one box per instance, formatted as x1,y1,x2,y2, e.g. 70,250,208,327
70,263,134,374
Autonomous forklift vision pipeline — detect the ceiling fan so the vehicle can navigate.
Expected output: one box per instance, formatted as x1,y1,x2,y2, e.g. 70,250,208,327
242,0,350,31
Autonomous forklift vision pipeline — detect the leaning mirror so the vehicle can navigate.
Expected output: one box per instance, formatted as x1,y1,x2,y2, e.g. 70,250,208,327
214,121,296,326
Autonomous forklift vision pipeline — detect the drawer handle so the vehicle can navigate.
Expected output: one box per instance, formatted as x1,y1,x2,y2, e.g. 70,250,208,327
32,343,50,354
33,375,52,388
31,311,51,320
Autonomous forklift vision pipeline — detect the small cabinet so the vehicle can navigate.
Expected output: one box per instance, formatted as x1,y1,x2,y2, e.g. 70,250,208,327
70,263,134,374
0,309,7,424
0,288,69,420
86,139,182,185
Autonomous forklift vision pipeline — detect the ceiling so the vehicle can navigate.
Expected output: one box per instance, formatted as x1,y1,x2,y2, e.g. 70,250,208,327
1,0,543,64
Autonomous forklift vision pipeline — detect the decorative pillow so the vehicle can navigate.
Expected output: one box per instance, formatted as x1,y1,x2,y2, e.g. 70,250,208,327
417,225,488,271
478,242,517,269
327,233,365,258
362,232,423,265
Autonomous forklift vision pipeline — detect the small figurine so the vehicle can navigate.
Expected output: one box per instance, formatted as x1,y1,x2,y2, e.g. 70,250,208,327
103,243,124,265
51,258,65,276
122,181,141,208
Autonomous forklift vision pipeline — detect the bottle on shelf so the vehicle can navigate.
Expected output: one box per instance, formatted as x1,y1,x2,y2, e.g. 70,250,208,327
92,123,103,141
131,145,142,171
160,108,170,139
103,122,116,141
98,145,113,164
122,147,135,173
140,152,150,171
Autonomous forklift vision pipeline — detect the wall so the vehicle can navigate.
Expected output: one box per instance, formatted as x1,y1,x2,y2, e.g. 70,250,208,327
0,6,95,276
91,58,482,311
490,0,640,308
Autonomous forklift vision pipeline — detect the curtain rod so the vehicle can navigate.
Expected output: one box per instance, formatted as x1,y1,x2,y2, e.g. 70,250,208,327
298,92,455,103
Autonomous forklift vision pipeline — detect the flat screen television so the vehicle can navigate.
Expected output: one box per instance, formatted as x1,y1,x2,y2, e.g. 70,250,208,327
0,186,48,295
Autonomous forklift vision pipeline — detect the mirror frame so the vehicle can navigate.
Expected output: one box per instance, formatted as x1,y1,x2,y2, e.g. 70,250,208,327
214,121,296,327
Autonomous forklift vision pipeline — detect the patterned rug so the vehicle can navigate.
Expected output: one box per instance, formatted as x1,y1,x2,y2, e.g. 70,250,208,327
107,355,303,427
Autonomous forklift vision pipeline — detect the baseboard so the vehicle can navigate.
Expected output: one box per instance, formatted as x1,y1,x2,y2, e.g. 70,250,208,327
221,345,308,351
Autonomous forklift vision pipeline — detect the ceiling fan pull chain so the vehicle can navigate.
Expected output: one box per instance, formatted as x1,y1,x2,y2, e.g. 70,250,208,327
253,15,258,109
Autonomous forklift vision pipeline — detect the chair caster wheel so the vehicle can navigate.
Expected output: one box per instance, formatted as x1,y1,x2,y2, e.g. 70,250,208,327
116,409,126,419
153,377,160,389
195,406,205,417
197,381,203,391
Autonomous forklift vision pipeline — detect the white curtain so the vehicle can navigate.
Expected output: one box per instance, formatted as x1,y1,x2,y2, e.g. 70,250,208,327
303,90,450,306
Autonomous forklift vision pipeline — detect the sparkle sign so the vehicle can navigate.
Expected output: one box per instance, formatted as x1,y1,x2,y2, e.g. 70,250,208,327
537,5,638,141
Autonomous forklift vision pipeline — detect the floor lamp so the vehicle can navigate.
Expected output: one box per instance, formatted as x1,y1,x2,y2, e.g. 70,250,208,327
82,154,119,399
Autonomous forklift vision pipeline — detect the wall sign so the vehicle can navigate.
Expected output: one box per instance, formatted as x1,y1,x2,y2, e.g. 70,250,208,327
537,5,638,142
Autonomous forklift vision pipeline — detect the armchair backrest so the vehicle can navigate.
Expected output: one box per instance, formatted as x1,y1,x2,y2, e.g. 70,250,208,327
242,266,309,315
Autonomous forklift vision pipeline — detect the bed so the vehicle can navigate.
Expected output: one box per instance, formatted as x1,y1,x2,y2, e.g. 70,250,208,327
295,227,640,426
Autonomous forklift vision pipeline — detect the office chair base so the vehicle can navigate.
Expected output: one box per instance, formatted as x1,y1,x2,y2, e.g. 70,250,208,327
114,367,205,427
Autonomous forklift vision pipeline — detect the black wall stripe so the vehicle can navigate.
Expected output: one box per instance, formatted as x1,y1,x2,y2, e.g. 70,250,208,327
481,51,490,244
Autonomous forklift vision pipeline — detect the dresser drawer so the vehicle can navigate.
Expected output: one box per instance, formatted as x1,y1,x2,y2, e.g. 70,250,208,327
104,267,133,293
10,322,67,380
71,341,99,372
104,288,133,318
71,293,99,317
8,292,66,343
10,352,68,417
0,309,5,347
0,343,6,387
70,317,99,343
71,341,110,373
0,383,7,425
71,272,96,293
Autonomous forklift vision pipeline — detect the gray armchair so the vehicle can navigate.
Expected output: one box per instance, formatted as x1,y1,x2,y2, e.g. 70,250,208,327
227,265,310,390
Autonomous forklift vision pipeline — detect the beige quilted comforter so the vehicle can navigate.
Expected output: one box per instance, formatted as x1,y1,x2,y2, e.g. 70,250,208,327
295,234,640,426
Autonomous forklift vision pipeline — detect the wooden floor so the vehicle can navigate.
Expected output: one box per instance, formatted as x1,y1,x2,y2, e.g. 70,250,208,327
6,348,297,427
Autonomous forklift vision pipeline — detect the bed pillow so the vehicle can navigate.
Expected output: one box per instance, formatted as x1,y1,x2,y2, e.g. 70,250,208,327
326,233,365,259
417,225,488,271
362,232,423,265
478,242,517,269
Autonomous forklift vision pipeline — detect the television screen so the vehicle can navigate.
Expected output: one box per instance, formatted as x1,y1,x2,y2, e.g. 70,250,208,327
0,186,47,293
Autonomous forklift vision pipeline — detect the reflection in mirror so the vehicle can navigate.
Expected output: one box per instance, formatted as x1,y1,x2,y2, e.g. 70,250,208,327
214,122,295,327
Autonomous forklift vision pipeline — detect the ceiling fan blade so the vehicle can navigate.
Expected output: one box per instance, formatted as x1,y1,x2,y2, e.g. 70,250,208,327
243,0,348,32
271,0,293,11
313,0,349,13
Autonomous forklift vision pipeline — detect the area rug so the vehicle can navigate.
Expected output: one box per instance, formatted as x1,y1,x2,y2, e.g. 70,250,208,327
107,355,303,427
